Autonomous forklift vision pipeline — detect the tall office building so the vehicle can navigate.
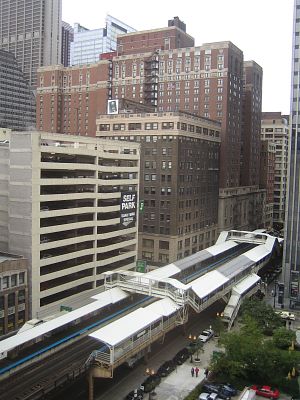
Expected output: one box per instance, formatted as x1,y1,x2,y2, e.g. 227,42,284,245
261,112,289,230
96,110,220,265
0,132,140,318
0,0,62,90
283,0,300,308
0,49,36,130
61,21,74,67
70,15,136,66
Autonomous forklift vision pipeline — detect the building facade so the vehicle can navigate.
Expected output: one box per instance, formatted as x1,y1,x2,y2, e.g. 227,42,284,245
0,49,36,130
117,17,194,56
61,21,74,67
260,140,276,229
0,253,29,337
70,15,136,66
241,61,263,187
261,112,289,230
283,0,300,307
0,132,140,318
96,110,220,265
0,0,62,90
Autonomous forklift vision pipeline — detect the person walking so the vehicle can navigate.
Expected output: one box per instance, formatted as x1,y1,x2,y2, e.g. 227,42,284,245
191,367,195,377
195,366,199,377
204,368,209,379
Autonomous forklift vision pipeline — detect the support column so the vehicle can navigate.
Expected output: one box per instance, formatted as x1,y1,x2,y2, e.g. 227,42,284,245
88,370,94,400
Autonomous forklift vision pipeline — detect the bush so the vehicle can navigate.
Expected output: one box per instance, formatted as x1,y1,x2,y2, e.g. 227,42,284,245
271,376,299,397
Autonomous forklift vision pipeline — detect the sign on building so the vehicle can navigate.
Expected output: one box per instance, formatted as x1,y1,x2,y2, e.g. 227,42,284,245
136,260,147,273
120,191,137,227
107,99,119,115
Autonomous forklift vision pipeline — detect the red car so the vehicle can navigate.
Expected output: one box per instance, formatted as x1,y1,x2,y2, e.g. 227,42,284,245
250,385,280,399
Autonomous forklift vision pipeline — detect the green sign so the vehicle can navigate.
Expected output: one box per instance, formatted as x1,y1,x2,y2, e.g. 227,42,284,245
136,260,147,273
60,305,72,312
139,200,144,213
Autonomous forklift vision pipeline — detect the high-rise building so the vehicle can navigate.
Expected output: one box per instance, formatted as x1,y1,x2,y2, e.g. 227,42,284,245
70,15,136,66
241,61,263,187
259,140,276,229
0,0,62,90
61,21,74,67
261,112,289,230
0,49,36,130
0,132,140,318
283,0,300,308
96,110,220,265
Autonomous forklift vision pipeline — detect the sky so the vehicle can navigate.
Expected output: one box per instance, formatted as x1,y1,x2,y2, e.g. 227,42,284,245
63,0,294,115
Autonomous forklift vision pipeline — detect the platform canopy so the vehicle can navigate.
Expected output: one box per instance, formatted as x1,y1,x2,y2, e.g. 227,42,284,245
0,288,128,354
89,298,179,347
191,270,229,299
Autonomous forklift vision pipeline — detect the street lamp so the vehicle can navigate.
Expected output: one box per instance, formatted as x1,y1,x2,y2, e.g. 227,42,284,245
188,333,197,362
145,368,156,400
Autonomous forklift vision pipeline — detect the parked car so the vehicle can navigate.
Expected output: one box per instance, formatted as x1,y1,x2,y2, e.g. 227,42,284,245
275,310,295,321
198,392,219,400
157,360,176,377
250,385,280,399
202,383,234,399
125,389,144,400
173,348,190,365
199,328,214,343
140,374,161,393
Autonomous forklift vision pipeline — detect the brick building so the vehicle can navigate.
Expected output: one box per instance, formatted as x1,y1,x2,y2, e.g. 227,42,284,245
96,110,220,265
0,253,29,337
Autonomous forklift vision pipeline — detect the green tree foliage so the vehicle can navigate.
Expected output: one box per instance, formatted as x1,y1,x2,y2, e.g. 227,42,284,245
273,327,296,350
240,298,282,334
210,316,300,393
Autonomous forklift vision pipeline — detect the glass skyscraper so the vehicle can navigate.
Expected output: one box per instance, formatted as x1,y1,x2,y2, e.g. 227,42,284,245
283,0,300,308
70,15,136,65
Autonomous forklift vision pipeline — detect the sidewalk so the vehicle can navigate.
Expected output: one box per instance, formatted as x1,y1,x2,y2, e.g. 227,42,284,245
152,338,218,400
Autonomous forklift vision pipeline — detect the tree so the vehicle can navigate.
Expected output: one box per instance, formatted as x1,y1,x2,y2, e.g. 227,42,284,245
273,327,296,350
240,298,282,334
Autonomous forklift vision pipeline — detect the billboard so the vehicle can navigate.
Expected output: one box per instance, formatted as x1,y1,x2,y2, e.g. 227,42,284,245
120,191,137,227
107,99,119,115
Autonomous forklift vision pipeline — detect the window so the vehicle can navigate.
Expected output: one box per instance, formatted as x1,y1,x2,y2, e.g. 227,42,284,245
128,123,142,130
159,240,169,250
145,122,158,130
19,272,25,284
162,122,174,129
99,124,110,131
2,276,9,289
11,274,17,287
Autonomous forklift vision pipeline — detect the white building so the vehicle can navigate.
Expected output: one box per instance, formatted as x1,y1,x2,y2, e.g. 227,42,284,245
70,15,135,65
0,132,140,318
261,112,289,230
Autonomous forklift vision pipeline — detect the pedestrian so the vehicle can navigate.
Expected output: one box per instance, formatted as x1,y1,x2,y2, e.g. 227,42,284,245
195,366,199,377
204,368,209,379
191,367,195,377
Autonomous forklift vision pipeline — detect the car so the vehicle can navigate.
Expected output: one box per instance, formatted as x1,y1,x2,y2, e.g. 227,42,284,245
157,360,176,377
140,374,161,393
173,348,190,365
202,383,234,400
198,392,220,400
199,328,214,343
125,389,144,400
275,310,295,321
250,385,280,399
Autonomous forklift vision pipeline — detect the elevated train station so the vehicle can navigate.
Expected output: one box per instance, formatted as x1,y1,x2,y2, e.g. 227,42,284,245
0,230,282,400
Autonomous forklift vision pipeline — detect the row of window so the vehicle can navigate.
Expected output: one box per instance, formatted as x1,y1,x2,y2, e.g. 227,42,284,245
0,272,25,290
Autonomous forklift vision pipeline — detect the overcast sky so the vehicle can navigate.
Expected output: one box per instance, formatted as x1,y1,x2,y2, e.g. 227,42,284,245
63,0,294,115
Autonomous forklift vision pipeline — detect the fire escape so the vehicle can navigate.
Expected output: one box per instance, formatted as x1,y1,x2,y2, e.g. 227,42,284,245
143,51,159,110
107,59,113,100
